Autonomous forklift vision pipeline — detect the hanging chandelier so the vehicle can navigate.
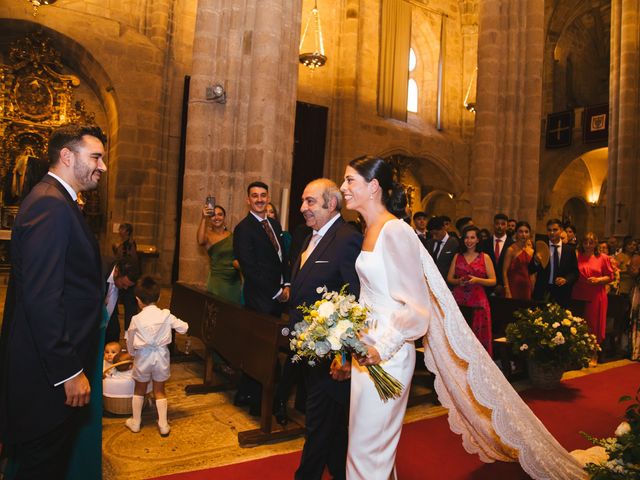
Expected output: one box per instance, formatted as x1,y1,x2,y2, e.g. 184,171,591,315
26,0,57,16
463,67,477,113
299,0,326,70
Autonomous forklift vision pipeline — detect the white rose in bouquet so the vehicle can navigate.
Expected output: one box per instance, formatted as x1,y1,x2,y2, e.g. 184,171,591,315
318,301,336,318
327,320,353,350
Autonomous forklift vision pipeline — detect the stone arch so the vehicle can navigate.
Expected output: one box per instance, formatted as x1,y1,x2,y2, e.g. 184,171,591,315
377,146,462,195
542,147,607,236
562,196,588,237
0,19,118,144
422,189,456,218
0,19,118,238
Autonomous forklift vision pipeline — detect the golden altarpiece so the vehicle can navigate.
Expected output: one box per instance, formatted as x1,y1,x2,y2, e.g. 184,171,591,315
0,33,100,268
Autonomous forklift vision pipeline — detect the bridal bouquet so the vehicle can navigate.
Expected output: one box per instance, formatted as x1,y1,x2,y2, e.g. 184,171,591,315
580,384,640,479
290,285,404,401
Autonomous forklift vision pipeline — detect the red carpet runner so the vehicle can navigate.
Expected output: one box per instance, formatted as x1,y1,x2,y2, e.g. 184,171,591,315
153,363,639,480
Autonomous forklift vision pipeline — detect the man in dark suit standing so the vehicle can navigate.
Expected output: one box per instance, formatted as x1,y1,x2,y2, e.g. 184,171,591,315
0,124,107,478
479,213,514,296
425,216,459,281
412,211,429,248
289,179,361,480
234,181,290,316
233,181,290,413
532,219,579,307
104,257,140,343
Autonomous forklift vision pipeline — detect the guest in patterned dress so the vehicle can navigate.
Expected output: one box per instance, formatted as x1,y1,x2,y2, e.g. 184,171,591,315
503,221,536,300
447,226,497,355
571,233,614,360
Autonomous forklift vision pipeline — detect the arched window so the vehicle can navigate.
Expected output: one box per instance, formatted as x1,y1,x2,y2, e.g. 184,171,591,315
407,48,418,113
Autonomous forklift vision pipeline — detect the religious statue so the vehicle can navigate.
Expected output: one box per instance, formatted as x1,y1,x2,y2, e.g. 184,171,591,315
5,145,47,205
11,146,35,198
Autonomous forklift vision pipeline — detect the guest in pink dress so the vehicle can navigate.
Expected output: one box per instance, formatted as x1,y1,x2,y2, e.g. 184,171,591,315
448,226,497,355
503,221,536,300
571,232,614,349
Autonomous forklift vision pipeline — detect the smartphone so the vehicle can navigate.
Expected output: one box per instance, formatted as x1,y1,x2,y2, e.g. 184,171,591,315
205,195,215,216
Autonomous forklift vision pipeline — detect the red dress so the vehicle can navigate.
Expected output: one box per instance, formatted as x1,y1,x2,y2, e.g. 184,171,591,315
452,253,493,356
571,253,614,343
507,249,532,300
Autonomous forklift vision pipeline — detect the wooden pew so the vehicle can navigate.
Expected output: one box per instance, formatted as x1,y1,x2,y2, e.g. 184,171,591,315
169,282,304,446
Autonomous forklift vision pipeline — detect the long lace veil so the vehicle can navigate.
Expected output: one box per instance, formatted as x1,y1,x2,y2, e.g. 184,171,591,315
419,248,587,480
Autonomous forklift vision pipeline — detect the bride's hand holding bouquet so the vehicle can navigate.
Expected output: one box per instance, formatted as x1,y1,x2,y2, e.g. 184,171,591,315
290,284,403,401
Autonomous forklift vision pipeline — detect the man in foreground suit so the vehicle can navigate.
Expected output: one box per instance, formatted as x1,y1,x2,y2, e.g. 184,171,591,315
0,124,107,477
532,218,579,307
290,179,362,480
425,215,459,281
479,213,514,296
233,181,290,414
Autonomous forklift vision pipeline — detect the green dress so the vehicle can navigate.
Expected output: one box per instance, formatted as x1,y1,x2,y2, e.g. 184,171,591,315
206,234,242,304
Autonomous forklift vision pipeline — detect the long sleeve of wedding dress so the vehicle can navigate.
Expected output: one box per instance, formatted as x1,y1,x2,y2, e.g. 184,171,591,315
419,247,587,479
367,220,431,361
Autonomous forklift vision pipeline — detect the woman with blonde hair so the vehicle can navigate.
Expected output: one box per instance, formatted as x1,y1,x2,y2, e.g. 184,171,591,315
571,232,614,355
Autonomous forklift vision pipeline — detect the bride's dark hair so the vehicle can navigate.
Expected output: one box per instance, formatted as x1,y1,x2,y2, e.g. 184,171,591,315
348,155,407,218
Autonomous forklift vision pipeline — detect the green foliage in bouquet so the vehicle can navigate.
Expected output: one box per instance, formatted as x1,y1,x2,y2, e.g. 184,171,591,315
505,303,600,368
581,384,640,479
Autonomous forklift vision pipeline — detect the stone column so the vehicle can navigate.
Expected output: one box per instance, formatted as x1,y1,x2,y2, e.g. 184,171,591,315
606,0,640,237
179,0,301,283
471,0,545,227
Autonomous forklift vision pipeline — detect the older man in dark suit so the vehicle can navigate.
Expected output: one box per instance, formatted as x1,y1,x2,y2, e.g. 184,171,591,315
233,181,290,414
0,124,107,478
425,216,459,281
288,178,361,480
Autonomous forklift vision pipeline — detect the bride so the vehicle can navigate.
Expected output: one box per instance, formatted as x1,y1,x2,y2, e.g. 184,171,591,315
339,156,587,480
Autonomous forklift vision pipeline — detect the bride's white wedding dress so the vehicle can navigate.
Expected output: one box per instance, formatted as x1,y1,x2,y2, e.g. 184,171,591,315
346,219,586,480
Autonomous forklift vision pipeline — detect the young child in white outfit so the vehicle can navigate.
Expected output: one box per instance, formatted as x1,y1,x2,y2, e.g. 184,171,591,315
125,276,188,436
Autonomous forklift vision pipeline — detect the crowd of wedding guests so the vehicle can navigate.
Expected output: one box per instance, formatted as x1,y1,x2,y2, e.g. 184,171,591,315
198,187,640,371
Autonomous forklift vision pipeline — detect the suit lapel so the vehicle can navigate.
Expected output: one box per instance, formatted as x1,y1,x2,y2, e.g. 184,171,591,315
293,217,344,288
249,213,283,262
41,176,101,273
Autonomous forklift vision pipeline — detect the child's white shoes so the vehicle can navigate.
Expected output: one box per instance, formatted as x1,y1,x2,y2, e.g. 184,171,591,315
125,417,141,433
158,422,171,437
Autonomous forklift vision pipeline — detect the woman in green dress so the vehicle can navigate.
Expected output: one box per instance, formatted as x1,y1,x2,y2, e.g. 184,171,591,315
197,204,242,303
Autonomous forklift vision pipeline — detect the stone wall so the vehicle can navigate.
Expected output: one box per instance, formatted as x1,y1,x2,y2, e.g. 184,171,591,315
297,0,472,221
0,0,197,282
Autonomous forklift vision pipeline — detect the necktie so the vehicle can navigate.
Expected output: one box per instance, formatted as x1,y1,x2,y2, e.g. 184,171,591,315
433,240,442,257
261,219,280,253
300,233,321,268
551,244,560,283
494,238,501,260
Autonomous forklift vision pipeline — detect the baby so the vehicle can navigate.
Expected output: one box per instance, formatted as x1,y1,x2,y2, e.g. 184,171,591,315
103,341,122,376
125,276,188,436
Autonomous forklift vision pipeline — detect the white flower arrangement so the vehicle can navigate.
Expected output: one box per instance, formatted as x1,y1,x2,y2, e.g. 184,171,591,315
291,285,403,401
